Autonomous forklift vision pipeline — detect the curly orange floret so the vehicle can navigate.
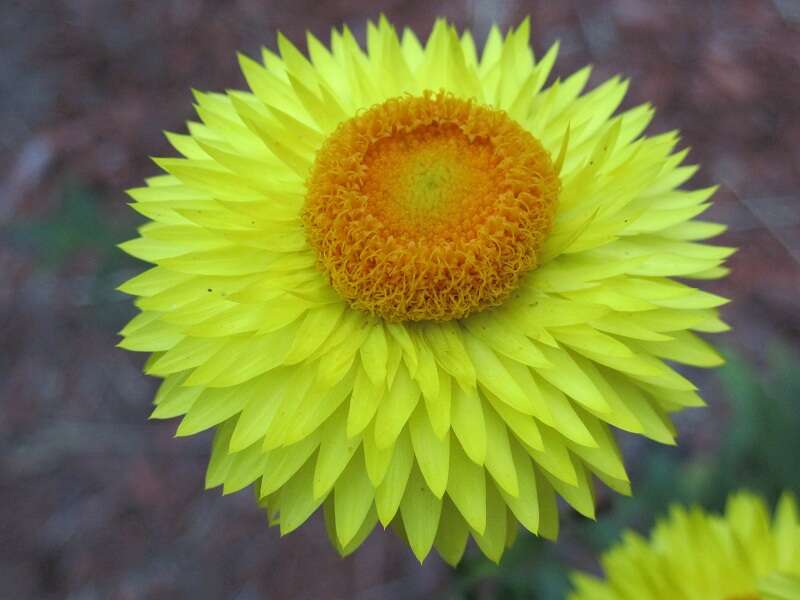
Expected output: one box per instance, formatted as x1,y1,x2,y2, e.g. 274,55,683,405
303,91,560,322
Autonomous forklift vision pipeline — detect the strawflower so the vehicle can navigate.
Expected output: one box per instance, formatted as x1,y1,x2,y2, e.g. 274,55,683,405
569,491,800,600
119,17,733,563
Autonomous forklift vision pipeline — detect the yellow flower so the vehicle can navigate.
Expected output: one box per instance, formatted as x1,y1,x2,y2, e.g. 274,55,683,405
569,492,800,600
118,17,733,564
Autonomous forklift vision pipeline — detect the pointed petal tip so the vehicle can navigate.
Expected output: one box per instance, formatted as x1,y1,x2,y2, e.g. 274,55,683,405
413,552,428,565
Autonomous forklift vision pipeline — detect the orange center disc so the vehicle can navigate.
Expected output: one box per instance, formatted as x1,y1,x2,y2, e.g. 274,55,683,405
303,91,560,322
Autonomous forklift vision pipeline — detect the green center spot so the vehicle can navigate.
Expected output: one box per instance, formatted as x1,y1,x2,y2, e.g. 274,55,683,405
401,158,460,220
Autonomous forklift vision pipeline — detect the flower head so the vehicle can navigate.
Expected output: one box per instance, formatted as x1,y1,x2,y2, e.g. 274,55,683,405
569,492,800,600
119,17,733,564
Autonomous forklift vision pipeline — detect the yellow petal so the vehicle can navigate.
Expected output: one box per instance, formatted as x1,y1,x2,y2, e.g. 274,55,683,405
434,497,470,566
374,364,420,449
400,465,442,562
537,345,611,413
499,440,541,534
425,371,452,439
447,438,486,533
423,322,476,390
334,449,374,546
375,429,413,526
359,322,389,385
260,432,320,496
363,420,394,487
450,383,486,465
470,481,507,564
409,405,450,498
279,453,324,535
483,404,520,497
313,404,360,498
463,332,533,414
346,361,385,438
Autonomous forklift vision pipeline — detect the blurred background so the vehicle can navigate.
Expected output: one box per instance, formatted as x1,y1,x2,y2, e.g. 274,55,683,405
2,0,799,598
